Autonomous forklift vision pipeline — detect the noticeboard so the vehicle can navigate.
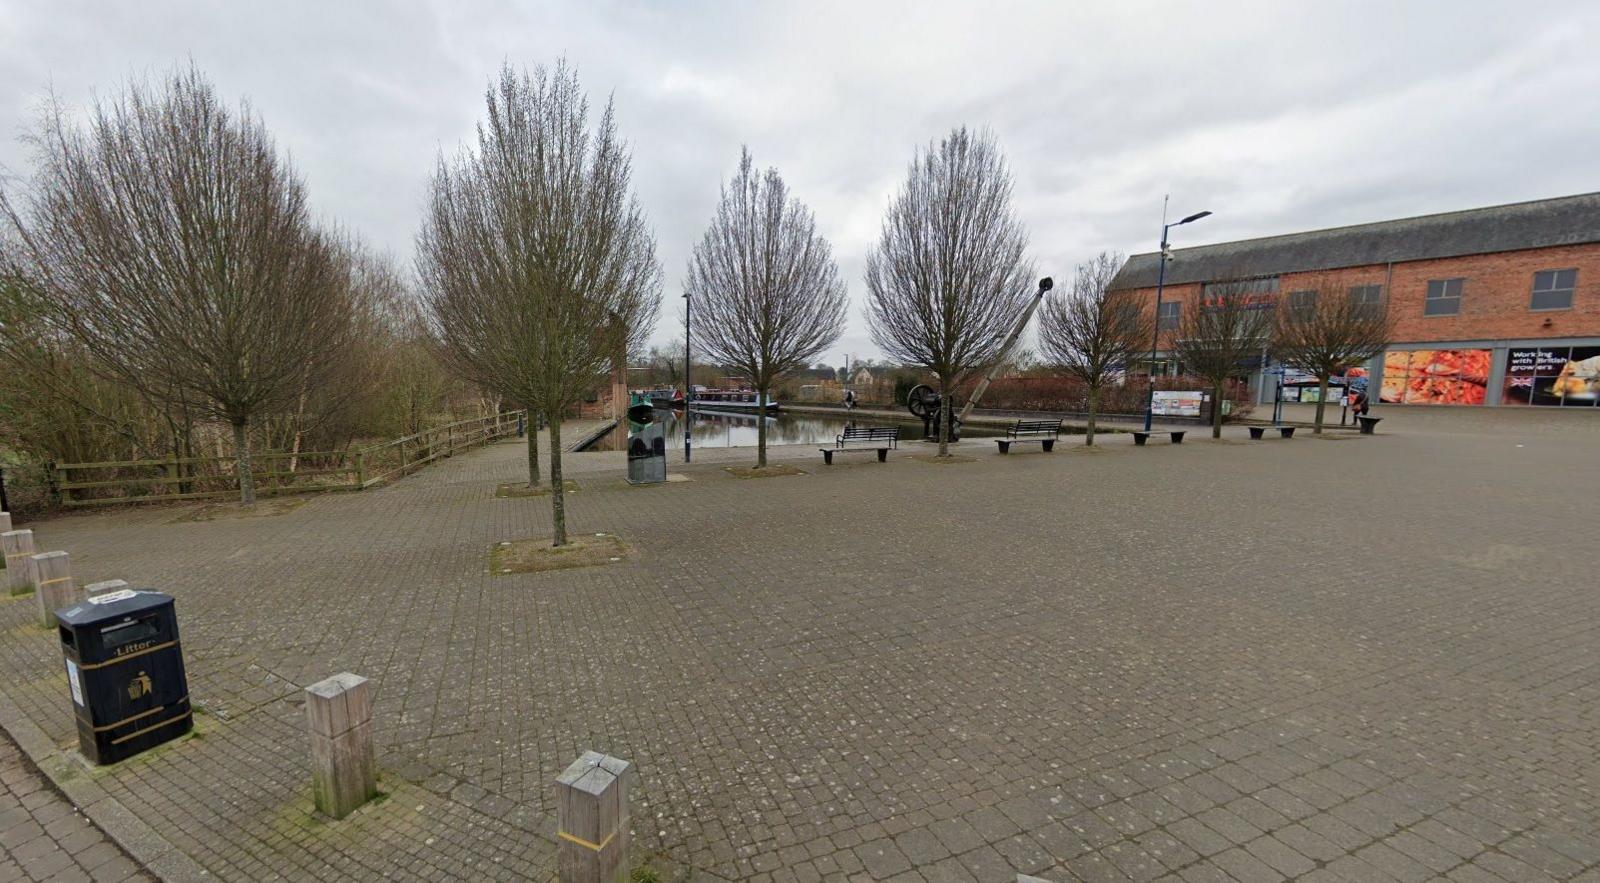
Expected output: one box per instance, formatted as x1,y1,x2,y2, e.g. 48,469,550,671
1151,390,1203,417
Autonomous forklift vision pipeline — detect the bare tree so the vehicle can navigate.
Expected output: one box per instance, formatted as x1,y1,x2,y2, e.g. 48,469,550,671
0,65,353,504
419,61,660,546
864,127,1034,456
686,148,847,466
1273,275,1392,433
1171,279,1275,438
1038,251,1150,445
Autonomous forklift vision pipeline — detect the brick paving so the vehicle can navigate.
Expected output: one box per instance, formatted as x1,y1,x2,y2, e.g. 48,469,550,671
0,727,153,882
0,410,1597,881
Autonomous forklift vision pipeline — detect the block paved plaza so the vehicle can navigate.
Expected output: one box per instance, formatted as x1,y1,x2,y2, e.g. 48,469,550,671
2,408,1599,882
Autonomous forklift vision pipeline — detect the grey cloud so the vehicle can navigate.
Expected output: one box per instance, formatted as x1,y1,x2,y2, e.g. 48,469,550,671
3,0,1595,367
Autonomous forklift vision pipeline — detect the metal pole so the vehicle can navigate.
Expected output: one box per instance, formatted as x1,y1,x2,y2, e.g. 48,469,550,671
0,466,8,513
959,277,1053,423
683,293,692,463
1144,224,1170,432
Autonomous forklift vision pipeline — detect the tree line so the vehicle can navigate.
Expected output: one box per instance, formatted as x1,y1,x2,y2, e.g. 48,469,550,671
1,60,1386,541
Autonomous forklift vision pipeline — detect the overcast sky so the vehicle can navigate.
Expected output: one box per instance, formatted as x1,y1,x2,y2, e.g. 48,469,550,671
3,1,1598,364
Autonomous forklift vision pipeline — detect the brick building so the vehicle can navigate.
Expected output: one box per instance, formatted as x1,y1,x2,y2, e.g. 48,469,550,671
1107,192,1600,407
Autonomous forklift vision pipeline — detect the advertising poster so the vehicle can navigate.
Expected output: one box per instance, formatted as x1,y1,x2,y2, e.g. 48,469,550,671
1379,351,1410,403
1378,349,1491,405
1151,390,1203,417
1502,346,1600,406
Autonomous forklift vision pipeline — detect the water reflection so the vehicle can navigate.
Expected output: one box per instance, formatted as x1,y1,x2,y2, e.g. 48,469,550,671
578,408,992,451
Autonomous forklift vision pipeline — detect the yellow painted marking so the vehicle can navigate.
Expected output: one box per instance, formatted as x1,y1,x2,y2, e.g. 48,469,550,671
557,830,615,852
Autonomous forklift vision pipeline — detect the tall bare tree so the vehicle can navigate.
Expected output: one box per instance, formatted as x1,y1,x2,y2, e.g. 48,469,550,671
419,61,660,546
1038,251,1150,445
686,148,847,466
1273,275,1392,433
0,65,352,504
1171,279,1275,438
864,127,1034,456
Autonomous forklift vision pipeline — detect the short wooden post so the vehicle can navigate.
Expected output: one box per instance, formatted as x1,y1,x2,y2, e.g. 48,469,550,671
555,752,633,883
84,578,130,600
31,552,75,628
0,511,11,536
305,672,376,819
353,449,366,489
1,530,37,596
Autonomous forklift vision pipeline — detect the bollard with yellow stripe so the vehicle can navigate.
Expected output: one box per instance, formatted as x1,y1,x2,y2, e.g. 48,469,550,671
555,751,633,883
57,588,192,764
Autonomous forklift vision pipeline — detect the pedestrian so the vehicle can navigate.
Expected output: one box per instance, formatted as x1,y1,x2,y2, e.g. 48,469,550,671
844,388,856,410
1351,388,1369,420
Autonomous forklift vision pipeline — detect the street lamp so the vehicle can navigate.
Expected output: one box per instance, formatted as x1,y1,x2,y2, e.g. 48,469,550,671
682,291,692,462
1143,207,1212,431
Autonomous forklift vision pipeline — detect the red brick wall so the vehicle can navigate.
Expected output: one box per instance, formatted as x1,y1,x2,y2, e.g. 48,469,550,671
1115,243,1600,345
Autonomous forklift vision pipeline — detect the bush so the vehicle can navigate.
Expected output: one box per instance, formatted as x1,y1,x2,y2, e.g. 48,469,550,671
975,375,1254,419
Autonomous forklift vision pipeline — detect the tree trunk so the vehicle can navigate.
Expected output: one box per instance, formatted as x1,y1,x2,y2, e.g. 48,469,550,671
938,385,951,457
288,383,308,473
756,386,769,467
1212,383,1224,439
549,417,566,547
1085,385,1099,446
526,412,541,488
232,418,255,506
1313,376,1329,434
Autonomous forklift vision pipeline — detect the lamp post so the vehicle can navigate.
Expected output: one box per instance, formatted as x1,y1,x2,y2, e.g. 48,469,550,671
1144,207,1212,431
682,291,692,462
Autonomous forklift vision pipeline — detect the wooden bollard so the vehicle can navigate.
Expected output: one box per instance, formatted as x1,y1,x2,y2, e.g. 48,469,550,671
84,579,130,600
0,512,11,539
31,552,75,628
1,530,36,596
305,673,376,819
555,752,633,883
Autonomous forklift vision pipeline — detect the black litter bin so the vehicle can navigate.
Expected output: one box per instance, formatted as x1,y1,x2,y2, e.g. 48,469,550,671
57,589,192,764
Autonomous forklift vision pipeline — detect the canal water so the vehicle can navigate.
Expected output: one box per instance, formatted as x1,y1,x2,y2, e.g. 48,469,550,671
576,408,995,451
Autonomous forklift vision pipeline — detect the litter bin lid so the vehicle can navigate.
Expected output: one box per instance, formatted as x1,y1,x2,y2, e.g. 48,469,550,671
57,589,173,626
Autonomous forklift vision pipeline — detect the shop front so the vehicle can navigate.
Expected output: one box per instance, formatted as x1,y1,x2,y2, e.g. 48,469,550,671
1372,339,1600,407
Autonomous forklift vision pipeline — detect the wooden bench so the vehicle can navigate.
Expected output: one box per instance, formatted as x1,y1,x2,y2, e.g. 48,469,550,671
1248,426,1296,439
1132,431,1186,446
820,426,899,464
996,419,1062,453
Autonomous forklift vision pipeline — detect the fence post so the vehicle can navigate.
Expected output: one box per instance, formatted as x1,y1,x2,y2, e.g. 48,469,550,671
305,672,377,819
84,578,129,600
2,530,37,596
353,449,366,490
47,462,62,508
30,551,74,628
555,752,633,883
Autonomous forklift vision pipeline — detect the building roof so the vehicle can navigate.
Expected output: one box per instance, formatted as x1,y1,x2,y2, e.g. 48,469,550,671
1108,192,1600,290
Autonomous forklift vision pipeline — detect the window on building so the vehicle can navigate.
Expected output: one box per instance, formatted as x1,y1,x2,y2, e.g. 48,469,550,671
1157,301,1180,330
1348,284,1383,316
1286,290,1316,319
1530,269,1576,311
1423,279,1462,316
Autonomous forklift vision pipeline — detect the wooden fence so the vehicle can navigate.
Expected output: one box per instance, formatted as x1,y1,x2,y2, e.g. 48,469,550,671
54,411,524,508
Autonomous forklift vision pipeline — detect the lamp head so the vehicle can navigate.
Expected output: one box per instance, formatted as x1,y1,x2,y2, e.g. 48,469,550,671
1179,210,1212,225
1038,277,1054,292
